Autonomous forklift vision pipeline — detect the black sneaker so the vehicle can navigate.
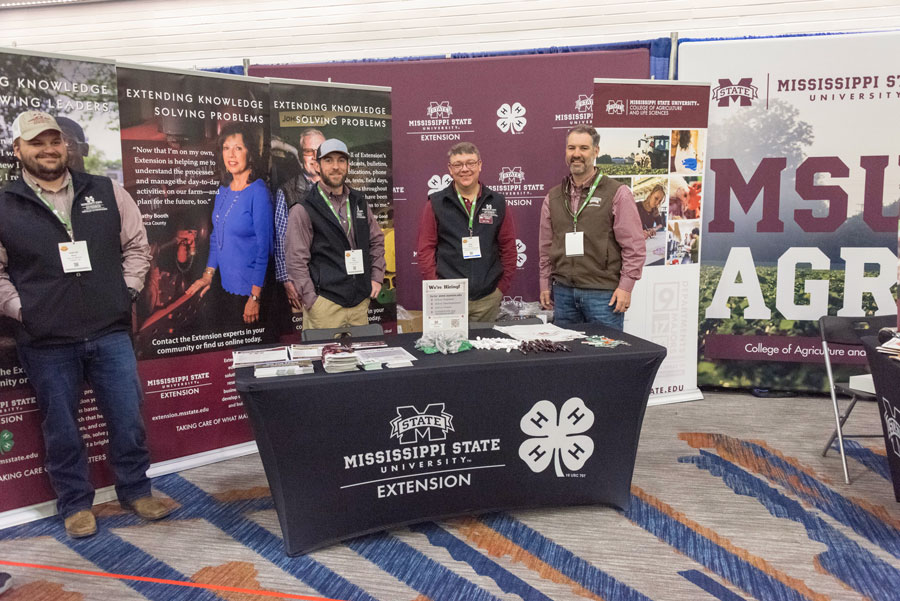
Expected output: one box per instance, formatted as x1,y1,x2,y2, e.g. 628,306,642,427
0,571,11,595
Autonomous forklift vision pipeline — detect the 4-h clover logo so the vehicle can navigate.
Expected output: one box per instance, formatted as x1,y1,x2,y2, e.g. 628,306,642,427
496,102,527,134
516,239,527,268
0,429,13,454
427,174,453,195
519,398,594,477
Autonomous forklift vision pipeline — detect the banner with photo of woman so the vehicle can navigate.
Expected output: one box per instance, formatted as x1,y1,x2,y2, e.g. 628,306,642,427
116,64,271,465
267,78,395,333
0,48,123,514
592,78,710,404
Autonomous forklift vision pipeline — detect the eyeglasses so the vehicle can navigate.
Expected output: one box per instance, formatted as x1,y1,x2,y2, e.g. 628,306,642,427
301,149,317,157
449,160,480,171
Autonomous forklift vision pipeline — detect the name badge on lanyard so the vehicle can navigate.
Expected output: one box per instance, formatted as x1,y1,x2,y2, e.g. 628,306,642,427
565,171,602,258
462,236,482,259
564,232,585,257
59,241,93,273
345,249,364,275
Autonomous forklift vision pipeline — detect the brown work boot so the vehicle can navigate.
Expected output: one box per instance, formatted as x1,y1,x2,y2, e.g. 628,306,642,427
122,496,173,521
64,510,97,538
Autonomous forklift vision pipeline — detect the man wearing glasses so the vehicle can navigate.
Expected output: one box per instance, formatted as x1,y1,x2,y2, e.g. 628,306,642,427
274,128,326,311
417,142,517,322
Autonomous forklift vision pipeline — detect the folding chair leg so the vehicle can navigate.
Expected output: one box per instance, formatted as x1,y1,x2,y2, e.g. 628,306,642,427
822,396,859,457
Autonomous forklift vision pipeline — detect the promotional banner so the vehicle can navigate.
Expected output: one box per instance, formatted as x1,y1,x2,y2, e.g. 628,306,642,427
0,48,123,513
267,78,395,332
593,78,709,404
116,64,271,464
250,49,651,311
679,32,899,391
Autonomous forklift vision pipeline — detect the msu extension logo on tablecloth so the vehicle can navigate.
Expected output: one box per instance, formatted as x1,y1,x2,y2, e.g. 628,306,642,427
390,403,454,445
519,398,594,477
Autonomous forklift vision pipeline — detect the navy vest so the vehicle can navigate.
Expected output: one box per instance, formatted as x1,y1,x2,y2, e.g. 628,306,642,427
429,184,506,300
300,185,372,308
0,171,131,345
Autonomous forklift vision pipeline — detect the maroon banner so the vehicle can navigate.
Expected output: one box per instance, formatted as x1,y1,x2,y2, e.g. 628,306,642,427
704,334,868,365
593,82,710,129
251,49,650,309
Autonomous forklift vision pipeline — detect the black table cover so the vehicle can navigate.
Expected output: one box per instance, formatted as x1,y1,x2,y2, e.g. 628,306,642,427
237,324,666,555
862,336,900,502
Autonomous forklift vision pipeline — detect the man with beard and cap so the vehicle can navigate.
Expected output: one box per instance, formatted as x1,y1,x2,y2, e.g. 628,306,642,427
284,138,385,330
273,128,325,311
0,111,171,538
538,125,645,330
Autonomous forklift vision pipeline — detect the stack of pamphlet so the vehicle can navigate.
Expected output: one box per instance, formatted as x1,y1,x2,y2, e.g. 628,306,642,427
876,335,900,361
254,360,314,378
232,346,290,369
322,344,359,373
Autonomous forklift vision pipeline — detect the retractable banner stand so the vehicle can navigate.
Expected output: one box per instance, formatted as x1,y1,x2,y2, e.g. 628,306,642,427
116,65,272,466
593,79,709,404
250,49,650,311
679,32,899,392
267,79,395,333
0,48,123,517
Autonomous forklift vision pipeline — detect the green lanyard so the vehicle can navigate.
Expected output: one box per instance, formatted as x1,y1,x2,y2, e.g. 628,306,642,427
318,185,352,237
566,170,603,232
456,189,477,234
30,178,75,241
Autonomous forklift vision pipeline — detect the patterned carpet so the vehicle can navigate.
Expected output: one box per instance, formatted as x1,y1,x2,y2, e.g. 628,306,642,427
1,391,898,601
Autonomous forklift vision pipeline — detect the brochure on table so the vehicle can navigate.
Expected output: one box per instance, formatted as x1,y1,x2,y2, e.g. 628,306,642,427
422,279,468,339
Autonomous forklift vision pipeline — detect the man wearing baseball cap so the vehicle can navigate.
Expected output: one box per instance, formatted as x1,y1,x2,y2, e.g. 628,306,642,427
284,138,385,329
0,110,170,538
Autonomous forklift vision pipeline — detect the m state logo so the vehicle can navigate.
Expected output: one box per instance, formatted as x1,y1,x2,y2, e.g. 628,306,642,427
499,166,525,186
496,102,527,134
605,99,625,115
711,78,759,107
576,94,594,114
519,397,594,477
427,101,453,119
390,403,454,445
883,398,900,458
79,195,107,213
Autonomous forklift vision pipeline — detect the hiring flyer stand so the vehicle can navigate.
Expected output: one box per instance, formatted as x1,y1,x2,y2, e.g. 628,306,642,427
422,279,468,339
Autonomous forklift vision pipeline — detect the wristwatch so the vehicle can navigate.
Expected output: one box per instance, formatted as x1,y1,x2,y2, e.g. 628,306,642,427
250,294,260,302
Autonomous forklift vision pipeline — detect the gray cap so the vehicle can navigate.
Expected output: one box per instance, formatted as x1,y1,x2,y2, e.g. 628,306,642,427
316,138,349,160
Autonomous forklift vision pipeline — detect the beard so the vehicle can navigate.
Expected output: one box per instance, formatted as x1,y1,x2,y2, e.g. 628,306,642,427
20,153,67,181
568,158,591,176
321,170,347,190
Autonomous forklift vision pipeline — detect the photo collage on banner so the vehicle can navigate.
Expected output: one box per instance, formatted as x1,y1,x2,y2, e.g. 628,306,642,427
0,48,122,512
593,79,710,404
679,32,899,392
250,48,651,315
268,78,395,333
116,65,271,462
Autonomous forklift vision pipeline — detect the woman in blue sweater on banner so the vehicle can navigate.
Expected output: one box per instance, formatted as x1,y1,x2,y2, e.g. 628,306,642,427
187,124,273,324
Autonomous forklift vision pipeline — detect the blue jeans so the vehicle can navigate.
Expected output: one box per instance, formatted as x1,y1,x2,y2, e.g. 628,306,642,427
17,330,151,518
552,282,624,330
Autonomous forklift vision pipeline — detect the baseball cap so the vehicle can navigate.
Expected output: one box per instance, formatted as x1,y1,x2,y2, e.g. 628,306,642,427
316,139,350,160
11,110,63,142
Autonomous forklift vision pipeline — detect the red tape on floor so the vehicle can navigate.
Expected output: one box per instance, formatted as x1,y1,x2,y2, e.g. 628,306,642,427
0,558,346,600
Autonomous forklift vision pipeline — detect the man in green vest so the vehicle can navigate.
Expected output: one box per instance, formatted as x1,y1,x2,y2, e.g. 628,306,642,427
538,125,645,330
